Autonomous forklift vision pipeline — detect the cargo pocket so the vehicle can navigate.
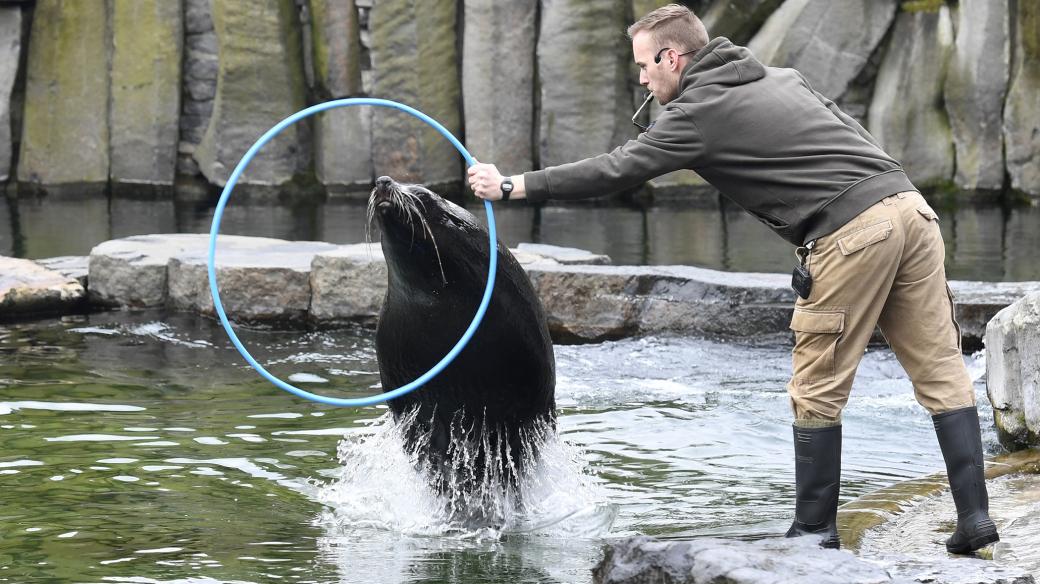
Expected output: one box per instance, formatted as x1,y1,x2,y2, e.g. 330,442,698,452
837,220,893,256
789,308,845,384
917,206,939,222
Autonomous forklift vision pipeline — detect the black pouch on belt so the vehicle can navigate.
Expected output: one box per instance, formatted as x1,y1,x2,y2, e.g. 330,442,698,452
791,264,812,299
791,242,814,300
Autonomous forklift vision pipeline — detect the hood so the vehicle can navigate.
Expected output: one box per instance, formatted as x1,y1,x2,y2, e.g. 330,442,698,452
679,37,767,92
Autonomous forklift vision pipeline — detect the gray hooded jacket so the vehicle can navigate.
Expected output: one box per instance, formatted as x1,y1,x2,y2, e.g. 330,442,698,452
522,37,916,246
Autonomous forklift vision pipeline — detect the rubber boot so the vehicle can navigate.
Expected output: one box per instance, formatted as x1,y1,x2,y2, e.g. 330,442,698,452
933,406,999,554
785,424,841,549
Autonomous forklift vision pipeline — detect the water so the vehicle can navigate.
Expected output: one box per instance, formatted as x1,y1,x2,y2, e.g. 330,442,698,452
4,192,1040,281
860,473,1040,573
0,310,1008,582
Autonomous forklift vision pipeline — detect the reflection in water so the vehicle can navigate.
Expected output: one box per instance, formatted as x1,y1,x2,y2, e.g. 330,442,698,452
3,191,1040,281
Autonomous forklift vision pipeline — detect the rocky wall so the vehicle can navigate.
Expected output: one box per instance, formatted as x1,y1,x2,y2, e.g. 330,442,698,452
2,0,1038,199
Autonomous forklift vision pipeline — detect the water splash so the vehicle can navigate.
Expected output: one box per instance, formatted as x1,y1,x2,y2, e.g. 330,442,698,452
315,412,615,541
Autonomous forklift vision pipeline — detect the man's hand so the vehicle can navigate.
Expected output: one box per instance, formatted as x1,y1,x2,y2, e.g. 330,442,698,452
467,162,506,201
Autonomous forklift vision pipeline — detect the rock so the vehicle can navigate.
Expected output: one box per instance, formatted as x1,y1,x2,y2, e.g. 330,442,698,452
310,0,372,191
592,535,895,584
167,236,337,322
986,292,1040,450
868,6,955,187
368,0,461,186
309,243,386,323
944,0,1010,193
17,0,109,185
109,0,182,186
526,263,795,342
701,0,784,46
88,234,208,308
0,7,21,182
949,280,1040,350
0,256,85,319
179,0,218,171
36,256,89,287
193,0,308,186
748,0,897,99
1003,1,1040,198
462,0,537,175
537,0,636,168
516,243,611,265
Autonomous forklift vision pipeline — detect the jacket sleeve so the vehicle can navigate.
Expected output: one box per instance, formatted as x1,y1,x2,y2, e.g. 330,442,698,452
523,106,705,202
795,71,881,149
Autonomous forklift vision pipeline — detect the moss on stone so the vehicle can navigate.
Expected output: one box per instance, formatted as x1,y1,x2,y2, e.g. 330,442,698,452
901,0,947,13
17,0,109,184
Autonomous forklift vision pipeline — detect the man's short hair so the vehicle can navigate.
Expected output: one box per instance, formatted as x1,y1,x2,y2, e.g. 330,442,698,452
627,3,709,55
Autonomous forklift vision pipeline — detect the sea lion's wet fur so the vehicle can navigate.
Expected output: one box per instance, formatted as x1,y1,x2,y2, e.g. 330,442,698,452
369,178,556,516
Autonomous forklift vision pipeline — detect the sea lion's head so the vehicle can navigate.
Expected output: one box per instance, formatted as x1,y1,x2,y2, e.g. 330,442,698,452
367,176,484,288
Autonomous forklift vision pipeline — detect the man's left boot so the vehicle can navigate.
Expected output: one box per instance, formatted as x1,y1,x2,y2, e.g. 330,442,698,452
933,406,1000,554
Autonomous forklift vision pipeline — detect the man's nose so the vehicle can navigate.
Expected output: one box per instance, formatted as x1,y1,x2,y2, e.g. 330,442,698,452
639,70,648,86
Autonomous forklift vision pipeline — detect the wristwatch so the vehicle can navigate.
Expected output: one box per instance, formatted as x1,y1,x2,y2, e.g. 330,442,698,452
500,177,514,201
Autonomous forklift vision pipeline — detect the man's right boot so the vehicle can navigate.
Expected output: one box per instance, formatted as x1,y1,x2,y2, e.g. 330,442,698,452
933,406,999,554
785,424,841,549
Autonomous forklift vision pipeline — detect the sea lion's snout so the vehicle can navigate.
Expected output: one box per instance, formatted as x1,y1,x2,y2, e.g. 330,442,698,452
372,175,397,210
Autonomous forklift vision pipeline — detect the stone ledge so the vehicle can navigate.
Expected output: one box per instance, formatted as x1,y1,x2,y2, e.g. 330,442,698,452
0,256,86,320
10,234,1036,349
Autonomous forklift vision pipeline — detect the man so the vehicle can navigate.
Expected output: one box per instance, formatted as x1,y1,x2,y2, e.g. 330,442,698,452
468,4,998,553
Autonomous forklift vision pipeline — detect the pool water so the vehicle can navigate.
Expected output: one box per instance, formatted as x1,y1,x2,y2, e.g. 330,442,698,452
0,310,1002,583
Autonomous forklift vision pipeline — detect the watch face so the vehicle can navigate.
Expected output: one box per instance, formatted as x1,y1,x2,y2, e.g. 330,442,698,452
502,182,513,192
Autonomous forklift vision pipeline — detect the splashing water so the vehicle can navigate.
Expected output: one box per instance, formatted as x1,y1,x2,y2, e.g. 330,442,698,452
315,411,616,542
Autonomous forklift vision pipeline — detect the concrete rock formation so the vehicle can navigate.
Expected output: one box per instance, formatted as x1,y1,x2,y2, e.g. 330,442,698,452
748,0,898,99
368,0,461,186
109,0,183,187
193,0,308,186
1003,1,1040,199
462,0,537,175
0,7,20,182
701,0,784,46
537,0,635,168
17,0,109,185
178,0,219,176
986,292,1040,451
869,5,955,187
2,0,1040,198
944,0,1010,193
310,0,372,191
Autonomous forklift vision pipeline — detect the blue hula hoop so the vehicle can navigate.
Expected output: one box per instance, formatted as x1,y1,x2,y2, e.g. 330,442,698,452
207,98,496,407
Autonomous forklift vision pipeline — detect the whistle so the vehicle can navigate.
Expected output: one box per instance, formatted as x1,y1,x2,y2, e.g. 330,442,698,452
632,92,654,124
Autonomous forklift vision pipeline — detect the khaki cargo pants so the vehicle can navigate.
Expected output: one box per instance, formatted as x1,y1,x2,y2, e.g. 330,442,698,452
787,191,975,422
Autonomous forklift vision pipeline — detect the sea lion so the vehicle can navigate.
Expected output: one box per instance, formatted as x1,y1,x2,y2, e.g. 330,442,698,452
367,175,557,504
